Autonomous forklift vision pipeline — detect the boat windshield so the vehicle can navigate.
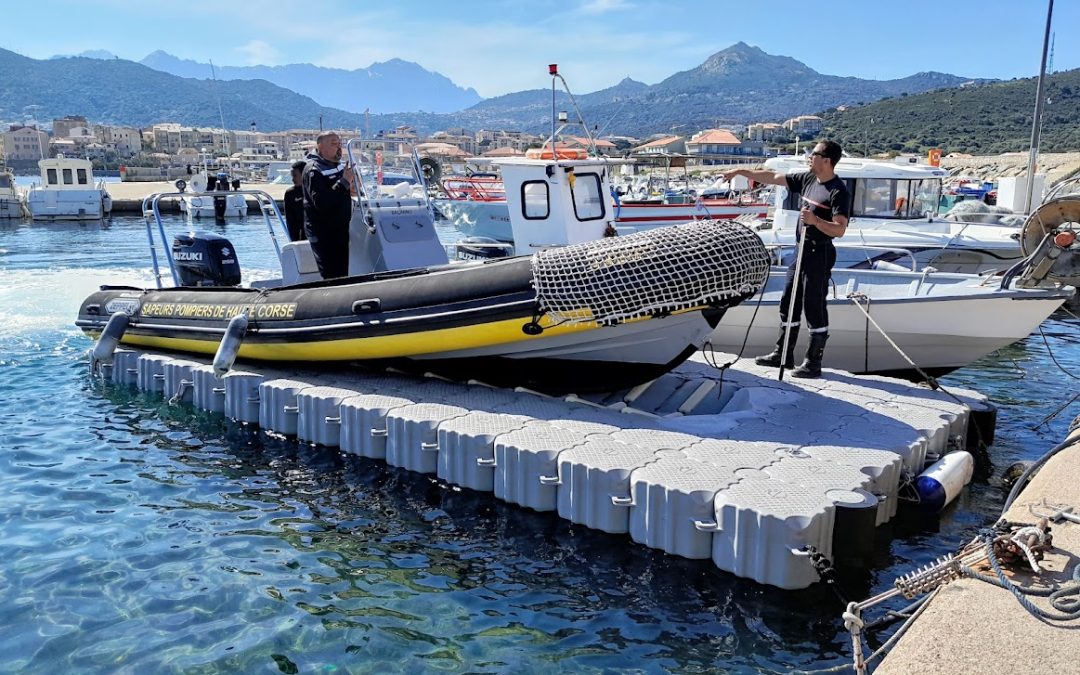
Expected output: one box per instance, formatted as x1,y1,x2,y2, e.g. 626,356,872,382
851,178,941,219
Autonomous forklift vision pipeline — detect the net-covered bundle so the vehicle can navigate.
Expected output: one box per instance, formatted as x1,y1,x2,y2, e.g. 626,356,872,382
531,219,770,325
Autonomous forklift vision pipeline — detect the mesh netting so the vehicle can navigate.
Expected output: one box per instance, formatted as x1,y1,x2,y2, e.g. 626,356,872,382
531,219,770,325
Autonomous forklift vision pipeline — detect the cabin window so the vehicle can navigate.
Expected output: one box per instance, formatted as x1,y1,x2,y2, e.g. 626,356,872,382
569,172,605,221
521,180,549,220
63,169,73,185
909,179,942,218
0,175,9,188
47,169,58,184
77,168,88,185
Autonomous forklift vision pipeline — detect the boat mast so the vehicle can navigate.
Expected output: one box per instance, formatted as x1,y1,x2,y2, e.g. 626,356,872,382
209,60,229,159
1023,0,1053,214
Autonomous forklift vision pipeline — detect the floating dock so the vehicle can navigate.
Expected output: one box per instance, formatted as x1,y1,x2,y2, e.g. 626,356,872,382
91,348,991,590
104,181,287,213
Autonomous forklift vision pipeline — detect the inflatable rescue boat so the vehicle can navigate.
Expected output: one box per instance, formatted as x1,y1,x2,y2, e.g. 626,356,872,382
78,143,770,392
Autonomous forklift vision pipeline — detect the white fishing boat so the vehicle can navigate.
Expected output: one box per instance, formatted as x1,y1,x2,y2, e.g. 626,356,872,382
709,266,1072,377
0,167,26,219
757,155,1025,274
431,153,769,245
710,192,1080,377
25,156,112,221
178,170,248,220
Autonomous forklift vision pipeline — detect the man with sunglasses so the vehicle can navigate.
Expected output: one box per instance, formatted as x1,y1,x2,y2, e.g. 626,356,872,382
722,140,850,378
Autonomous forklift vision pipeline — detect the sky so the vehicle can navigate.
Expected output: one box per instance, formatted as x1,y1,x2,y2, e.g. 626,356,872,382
2,0,1076,98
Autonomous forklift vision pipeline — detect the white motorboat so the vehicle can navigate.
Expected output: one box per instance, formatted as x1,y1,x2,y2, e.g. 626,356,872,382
25,156,112,221
430,153,769,244
757,156,1024,274
0,167,26,219
709,264,1073,377
178,170,248,219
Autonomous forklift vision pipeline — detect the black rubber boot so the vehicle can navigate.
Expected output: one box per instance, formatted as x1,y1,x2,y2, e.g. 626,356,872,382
755,326,799,368
792,332,829,378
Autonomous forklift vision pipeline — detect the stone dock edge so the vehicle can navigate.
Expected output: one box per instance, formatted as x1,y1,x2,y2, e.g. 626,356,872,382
876,422,1080,674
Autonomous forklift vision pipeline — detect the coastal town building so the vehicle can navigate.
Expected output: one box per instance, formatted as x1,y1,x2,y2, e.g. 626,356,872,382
51,115,89,138
686,129,766,165
632,135,686,156
746,122,787,142
0,125,49,168
783,115,824,136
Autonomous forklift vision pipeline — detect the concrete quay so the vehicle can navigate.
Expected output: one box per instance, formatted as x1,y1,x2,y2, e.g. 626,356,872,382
106,181,287,213
876,425,1080,674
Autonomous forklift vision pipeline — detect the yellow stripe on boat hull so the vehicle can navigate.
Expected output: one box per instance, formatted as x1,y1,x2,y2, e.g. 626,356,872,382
98,304,711,362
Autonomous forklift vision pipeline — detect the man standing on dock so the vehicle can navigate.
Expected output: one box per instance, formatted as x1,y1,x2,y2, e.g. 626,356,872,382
722,140,850,378
284,160,307,242
302,132,355,279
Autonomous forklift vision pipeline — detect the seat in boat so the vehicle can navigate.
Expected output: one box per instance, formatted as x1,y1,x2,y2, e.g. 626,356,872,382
280,241,323,285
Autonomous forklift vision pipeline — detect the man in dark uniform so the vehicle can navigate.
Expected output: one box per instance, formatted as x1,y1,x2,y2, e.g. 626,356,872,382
302,132,354,279
283,160,306,241
722,140,850,378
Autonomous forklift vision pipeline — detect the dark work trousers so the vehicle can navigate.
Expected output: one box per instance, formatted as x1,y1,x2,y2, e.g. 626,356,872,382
778,238,836,331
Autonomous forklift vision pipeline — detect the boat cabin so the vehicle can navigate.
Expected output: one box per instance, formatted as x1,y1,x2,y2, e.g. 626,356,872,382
767,156,949,232
492,156,628,256
38,156,97,190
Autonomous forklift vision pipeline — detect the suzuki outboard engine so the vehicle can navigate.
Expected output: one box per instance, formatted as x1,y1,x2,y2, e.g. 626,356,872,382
171,231,241,287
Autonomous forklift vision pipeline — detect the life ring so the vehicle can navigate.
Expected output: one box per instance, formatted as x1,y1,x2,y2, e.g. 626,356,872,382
525,147,589,160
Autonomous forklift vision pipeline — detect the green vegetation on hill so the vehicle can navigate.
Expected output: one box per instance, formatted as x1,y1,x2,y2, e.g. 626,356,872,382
820,69,1080,155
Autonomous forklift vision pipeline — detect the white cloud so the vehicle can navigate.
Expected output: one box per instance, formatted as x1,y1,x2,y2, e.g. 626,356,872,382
234,40,281,66
579,0,632,14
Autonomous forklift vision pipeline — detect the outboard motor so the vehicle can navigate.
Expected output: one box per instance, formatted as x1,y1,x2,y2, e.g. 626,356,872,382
205,174,219,191
171,231,241,287
456,236,512,260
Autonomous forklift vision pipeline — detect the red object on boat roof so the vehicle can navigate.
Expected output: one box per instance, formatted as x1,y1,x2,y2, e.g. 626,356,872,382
549,64,558,75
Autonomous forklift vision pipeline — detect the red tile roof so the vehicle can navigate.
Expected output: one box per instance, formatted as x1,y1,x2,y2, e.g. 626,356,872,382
634,135,682,150
691,129,741,145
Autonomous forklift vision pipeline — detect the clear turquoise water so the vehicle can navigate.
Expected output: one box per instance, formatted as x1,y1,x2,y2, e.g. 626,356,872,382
1,214,1077,674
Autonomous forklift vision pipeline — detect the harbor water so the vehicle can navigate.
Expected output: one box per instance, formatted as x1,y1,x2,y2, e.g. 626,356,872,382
0,214,1077,673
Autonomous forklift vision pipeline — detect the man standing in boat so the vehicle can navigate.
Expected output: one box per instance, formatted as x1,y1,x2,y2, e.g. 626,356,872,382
284,160,307,242
722,140,850,378
302,132,355,278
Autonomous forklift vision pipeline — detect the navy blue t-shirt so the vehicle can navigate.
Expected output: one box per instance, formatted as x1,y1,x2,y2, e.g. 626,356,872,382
785,171,851,243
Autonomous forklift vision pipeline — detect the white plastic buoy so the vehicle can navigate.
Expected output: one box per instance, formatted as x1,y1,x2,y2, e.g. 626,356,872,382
914,451,974,512
213,313,249,377
90,311,129,371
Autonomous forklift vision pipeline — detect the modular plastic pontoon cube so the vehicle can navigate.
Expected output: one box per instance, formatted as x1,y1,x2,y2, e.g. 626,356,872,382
192,365,226,414
436,411,530,492
223,371,265,424
384,402,470,474
339,393,416,459
162,359,202,405
111,349,142,387
296,386,361,447
493,421,589,512
258,379,312,436
628,454,740,559
136,354,172,396
556,437,661,534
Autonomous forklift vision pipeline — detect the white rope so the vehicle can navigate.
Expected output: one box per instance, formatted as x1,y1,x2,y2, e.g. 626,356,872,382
1009,526,1048,572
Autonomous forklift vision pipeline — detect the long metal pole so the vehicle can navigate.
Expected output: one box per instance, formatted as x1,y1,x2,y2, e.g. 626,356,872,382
1023,0,1053,214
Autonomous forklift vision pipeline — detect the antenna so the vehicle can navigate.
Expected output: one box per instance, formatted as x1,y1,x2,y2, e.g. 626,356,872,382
209,59,228,155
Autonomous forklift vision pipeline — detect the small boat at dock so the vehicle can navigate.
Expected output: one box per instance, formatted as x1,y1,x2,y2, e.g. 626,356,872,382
25,156,112,221
77,142,770,393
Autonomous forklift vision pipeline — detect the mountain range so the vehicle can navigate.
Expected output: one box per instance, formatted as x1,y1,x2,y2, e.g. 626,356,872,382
6,43,982,137
138,51,482,114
